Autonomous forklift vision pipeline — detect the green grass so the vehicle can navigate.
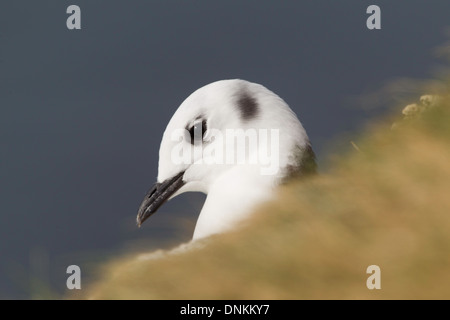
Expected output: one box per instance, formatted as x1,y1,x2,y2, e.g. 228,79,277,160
81,90,450,299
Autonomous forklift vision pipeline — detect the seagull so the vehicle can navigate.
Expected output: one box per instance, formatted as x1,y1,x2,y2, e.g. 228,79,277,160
137,79,316,240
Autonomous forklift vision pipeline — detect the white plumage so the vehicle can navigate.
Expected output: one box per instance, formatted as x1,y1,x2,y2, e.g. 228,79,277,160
137,79,315,240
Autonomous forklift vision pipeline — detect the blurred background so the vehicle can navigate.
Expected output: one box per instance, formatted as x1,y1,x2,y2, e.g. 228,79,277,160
1,1,449,298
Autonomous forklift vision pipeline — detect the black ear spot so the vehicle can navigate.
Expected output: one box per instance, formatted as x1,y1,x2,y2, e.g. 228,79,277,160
236,91,259,121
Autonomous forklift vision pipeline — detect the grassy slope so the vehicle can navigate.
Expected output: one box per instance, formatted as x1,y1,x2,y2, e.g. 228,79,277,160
83,92,450,299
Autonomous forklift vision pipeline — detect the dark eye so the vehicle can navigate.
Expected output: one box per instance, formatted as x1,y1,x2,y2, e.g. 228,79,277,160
188,119,207,145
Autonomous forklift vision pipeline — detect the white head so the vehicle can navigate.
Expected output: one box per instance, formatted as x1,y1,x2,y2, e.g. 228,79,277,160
137,79,316,234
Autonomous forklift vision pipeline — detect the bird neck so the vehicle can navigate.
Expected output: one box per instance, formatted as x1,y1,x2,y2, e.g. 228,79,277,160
192,166,278,240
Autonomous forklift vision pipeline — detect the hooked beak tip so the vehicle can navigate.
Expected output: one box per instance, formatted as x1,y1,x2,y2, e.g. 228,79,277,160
136,171,185,228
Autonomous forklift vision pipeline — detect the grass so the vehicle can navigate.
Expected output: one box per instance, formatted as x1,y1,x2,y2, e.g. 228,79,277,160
81,90,450,299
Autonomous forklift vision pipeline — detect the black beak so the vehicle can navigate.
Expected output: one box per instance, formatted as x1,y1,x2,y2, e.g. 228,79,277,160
136,171,185,227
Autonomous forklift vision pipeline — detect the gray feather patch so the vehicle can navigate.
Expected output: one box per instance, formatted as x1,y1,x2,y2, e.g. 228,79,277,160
284,143,317,182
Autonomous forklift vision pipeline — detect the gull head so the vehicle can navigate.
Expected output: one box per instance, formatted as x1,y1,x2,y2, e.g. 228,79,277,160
136,79,316,236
